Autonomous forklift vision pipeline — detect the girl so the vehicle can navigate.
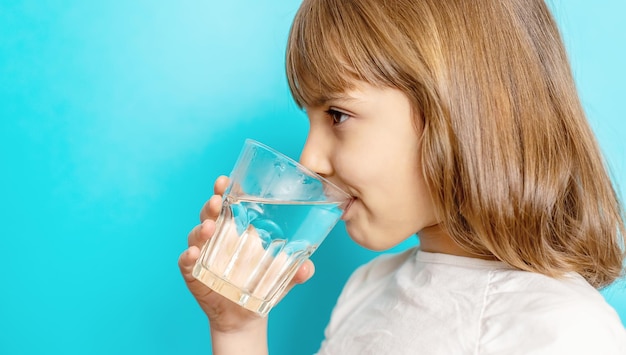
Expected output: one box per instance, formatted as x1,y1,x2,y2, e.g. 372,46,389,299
179,0,626,353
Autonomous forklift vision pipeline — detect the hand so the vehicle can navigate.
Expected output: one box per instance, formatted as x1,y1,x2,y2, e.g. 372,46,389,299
178,175,316,333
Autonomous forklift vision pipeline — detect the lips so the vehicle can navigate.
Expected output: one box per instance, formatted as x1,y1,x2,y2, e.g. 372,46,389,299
341,197,357,220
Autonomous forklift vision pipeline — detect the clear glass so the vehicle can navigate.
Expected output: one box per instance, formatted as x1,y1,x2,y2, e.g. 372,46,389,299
193,139,352,316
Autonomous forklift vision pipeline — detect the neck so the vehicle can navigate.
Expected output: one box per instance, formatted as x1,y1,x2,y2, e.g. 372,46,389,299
417,224,495,260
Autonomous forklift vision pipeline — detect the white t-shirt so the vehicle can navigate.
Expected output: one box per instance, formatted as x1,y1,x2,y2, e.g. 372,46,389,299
316,248,626,355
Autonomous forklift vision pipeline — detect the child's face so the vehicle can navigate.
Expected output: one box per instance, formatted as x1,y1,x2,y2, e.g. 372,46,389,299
301,82,437,250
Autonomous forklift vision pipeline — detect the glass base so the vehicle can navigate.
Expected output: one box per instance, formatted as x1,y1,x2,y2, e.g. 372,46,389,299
192,262,273,317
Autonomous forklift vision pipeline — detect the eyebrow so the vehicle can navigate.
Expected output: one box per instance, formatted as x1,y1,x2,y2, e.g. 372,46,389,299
317,92,361,107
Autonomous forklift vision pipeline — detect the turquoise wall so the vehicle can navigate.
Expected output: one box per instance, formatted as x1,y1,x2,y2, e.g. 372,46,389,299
1,1,624,354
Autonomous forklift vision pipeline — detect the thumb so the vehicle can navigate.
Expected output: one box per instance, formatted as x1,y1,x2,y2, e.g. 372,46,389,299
292,259,315,284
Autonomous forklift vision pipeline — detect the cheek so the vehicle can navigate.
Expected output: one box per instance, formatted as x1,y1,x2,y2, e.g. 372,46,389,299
336,146,394,183
334,142,422,210
333,150,371,186
336,152,433,250
368,155,433,230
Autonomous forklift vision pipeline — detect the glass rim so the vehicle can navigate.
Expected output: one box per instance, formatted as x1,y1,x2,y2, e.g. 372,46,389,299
244,139,352,201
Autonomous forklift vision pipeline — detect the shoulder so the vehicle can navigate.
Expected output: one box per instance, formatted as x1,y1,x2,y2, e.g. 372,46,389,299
479,271,626,354
343,247,416,291
320,248,416,339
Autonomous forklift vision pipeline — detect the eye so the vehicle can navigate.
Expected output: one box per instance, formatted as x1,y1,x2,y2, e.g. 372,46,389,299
325,108,351,126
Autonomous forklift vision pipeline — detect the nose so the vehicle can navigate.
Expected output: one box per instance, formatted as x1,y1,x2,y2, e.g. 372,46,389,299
299,130,333,177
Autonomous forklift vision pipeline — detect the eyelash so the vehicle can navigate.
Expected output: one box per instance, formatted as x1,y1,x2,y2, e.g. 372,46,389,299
325,108,351,126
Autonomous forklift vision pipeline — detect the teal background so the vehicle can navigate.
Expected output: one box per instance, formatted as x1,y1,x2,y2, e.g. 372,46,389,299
0,1,624,354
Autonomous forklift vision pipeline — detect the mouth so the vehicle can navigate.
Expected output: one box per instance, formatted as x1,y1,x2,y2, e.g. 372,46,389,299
341,197,357,220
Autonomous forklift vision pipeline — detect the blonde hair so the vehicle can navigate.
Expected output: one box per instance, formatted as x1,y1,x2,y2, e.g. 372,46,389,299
286,0,625,288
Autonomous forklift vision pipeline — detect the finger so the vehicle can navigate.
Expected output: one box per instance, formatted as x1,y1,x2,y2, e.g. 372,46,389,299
286,260,316,292
178,246,215,299
188,219,215,249
213,175,229,195
178,245,201,283
199,194,223,222
292,259,315,284
275,260,315,304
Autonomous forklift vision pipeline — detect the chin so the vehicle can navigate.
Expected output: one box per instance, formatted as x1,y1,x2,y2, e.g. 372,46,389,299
346,224,391,251
348,220,419,251
345,223,370,249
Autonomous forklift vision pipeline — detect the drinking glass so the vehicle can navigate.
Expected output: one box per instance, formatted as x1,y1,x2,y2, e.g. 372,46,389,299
193,139,352,316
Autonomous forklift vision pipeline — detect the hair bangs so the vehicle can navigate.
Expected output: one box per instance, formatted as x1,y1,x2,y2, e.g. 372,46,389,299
286,0,394,108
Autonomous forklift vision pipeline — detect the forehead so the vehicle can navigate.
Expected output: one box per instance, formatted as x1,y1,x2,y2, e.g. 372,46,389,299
302,81,380,110
312,89,361,107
